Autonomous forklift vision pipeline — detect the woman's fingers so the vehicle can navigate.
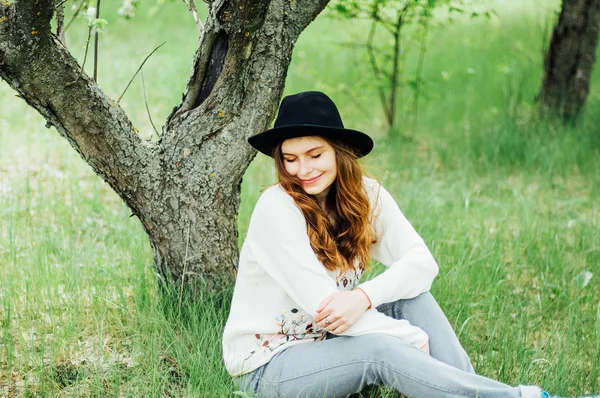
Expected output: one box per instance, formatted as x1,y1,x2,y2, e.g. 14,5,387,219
329,322,348,334
320,315,349,332
313,306,333,323
315,294,334,314
324,317,343,333
317,312,341,329
316,313,334,328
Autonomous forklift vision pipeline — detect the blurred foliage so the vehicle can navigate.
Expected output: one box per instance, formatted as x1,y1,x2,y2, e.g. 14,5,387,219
326,0,496,133
117,0,140,19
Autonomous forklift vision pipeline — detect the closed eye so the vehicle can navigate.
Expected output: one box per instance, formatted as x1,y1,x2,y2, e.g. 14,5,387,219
311,153,322,159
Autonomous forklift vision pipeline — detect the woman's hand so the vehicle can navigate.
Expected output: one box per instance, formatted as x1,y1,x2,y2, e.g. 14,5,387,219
313,289,372,334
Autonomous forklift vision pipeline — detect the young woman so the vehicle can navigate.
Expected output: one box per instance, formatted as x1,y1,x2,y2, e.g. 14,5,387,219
222,91,596,398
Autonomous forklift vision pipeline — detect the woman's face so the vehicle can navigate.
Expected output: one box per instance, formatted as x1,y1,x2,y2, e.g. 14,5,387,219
281,136,337,201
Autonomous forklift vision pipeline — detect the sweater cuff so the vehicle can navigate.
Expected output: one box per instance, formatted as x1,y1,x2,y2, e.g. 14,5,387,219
354,288,373,309
415,327,429,349
356,280,385,309
403,324,429,349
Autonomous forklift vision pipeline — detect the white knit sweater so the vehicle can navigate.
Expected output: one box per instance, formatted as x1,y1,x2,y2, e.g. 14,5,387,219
222,177,439,377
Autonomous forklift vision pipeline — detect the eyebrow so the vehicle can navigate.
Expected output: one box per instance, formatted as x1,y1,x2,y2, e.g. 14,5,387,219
281,146,325,156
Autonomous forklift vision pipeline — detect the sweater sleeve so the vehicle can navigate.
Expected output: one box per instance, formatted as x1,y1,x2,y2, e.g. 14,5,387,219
248,188,429,349
356,183,439,309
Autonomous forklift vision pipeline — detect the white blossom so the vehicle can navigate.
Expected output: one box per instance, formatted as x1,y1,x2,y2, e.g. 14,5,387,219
118,0,137,19
86,7,97,25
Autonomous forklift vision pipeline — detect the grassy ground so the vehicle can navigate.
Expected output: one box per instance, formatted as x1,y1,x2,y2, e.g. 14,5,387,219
1,0,599,396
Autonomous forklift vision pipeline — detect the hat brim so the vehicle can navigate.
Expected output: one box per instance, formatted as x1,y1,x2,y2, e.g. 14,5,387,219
248,124,374,158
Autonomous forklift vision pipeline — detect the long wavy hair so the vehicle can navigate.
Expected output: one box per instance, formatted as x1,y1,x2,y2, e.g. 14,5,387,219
273,137,378,274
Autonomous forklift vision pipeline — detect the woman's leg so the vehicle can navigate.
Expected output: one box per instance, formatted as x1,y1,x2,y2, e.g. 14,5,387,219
376,291,475,373
241,333,540,398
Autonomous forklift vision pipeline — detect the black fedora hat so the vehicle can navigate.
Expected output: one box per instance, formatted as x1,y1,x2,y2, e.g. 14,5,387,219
248,91,374,158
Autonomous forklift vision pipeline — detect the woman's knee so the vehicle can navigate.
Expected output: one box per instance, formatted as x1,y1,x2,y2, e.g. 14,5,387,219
380,291,439,321
404,291,437,312
350,334,422,364
352,334,398,355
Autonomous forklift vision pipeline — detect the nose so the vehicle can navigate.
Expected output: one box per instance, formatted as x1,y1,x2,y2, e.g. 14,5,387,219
299,159,312,176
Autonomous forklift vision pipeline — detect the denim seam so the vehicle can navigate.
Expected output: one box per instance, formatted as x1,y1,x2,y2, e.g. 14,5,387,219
375,361,483,397
269,359,485,398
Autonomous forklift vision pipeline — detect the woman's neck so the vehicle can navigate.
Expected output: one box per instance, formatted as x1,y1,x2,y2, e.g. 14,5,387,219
318,198,327,210
314,189,330,210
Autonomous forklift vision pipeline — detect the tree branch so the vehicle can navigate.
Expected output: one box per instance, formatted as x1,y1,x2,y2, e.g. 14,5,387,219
64,0,86,32
411,17,430,129
1,0,335,293
0,0,152,214
366,19,383,80
55,0,66,45
389,6,405,128
169,0,331,125
161,0,333,190
366,18,392,125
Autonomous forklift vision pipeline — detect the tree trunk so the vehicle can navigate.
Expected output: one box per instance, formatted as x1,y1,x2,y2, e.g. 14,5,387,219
538,0,600,121
0,0,330,294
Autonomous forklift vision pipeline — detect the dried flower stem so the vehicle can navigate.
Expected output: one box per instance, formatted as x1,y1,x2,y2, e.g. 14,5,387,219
117,42,166,104
141,70,159,137
183,0,204,34
67,25,93,86
93,0,100,82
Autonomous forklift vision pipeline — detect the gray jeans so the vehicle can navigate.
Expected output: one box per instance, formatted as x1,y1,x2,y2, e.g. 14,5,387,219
235,292,540,398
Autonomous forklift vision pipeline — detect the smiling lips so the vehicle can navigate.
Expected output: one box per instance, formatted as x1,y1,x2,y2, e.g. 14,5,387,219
300,173,323,184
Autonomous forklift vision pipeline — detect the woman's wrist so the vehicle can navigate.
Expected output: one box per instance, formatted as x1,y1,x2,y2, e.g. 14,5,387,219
354,288,372,310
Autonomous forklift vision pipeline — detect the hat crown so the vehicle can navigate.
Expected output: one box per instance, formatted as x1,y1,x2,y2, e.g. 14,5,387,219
274,91,345,129
247,91,373,158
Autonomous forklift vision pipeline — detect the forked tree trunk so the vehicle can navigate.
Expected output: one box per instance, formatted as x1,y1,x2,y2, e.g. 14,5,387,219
0,0,329,294
538,0,600,121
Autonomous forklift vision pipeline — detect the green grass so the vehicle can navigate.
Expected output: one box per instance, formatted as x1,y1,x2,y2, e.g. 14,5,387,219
1,0,600,396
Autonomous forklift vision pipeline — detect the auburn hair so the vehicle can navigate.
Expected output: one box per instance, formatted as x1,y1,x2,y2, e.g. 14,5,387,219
273,137,378,274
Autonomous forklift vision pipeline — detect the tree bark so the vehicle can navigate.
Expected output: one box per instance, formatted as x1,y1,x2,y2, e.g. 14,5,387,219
538,0,600,121
0,0,330,294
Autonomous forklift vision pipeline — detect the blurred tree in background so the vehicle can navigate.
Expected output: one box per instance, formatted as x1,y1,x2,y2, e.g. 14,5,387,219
328,0,440,132
0,0,330,295
327,0,494,133
539,0,600,121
